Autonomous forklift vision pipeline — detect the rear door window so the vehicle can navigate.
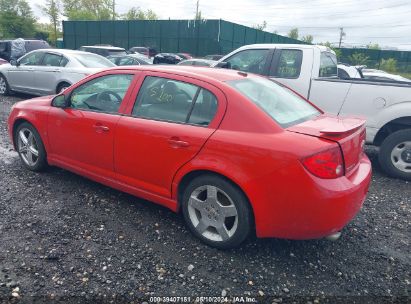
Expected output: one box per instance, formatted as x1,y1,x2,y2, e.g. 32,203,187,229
42,53,63,67
132,76,217,126
269,49,303,78
188,89,218,126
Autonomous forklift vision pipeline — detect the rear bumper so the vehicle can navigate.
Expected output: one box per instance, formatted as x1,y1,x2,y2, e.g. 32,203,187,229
252,154,372,239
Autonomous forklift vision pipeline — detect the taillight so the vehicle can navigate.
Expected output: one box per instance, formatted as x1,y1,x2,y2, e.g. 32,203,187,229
302,146,344,179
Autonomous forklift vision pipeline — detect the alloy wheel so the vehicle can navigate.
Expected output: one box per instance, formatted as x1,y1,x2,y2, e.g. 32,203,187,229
390,141,411,173
0,77,6,94
187,185,239,242
17,128,39,167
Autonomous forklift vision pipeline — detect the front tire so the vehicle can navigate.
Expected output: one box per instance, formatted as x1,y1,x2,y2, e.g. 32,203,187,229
15,122,48,172
181,175,253,249
378,129,411,180
0,74,10,96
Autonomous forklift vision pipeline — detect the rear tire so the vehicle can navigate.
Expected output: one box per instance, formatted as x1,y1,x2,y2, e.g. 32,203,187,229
181,174,252,249
378,129,411,180
0,74,10,96
15,122,48,172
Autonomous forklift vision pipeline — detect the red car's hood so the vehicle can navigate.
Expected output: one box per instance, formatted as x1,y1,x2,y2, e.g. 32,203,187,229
16,96,53,108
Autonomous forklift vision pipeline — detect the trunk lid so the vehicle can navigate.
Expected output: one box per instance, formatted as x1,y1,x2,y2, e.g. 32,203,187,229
287,114,366,174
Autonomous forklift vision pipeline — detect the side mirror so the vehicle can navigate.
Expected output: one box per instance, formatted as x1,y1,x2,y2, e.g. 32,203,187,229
215,61,230,69
10,59,18,66
52,94,69,108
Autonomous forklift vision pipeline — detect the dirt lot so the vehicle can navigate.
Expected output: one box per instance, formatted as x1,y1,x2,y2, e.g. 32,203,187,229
0,94,410,303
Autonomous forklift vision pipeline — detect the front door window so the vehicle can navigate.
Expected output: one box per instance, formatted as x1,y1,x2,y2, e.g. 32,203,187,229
70,74,134,113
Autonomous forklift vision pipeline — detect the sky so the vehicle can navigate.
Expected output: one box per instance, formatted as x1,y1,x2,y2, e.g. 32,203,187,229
29,0,411,50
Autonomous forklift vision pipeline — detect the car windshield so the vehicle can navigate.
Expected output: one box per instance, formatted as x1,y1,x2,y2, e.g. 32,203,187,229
72,54,116,68
227,77,320,128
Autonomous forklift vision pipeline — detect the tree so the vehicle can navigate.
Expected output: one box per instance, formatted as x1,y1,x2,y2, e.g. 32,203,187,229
288,28,299,40
38,0,61,46
367,43,380,50
36,22,62,45
348,53,369,65
123,7,158,20
0,0,36,38
62,0,114,20
380,58,397,73
301,35,313,44
253,21,267,31
195,10,202,20
319,41,342,59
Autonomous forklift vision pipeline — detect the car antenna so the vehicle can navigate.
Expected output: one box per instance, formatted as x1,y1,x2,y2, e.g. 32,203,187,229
237,71,248,77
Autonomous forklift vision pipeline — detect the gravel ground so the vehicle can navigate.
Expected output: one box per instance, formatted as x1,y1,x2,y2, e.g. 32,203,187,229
0,94,410,303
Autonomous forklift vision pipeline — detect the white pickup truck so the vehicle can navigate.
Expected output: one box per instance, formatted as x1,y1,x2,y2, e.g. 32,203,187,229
216,44,411,180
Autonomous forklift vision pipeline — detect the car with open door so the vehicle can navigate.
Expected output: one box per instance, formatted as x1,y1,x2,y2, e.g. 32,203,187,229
8,65,371,249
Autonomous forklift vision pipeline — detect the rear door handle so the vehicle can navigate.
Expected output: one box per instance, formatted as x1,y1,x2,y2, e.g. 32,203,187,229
93,123,110,132
168,137,190,148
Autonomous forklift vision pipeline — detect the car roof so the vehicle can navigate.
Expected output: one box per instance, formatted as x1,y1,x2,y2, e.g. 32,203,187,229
30,49,103,56
234,43,331,52
105,65,258,82
183,59,216,63
0,39,48,43
81,45,125,51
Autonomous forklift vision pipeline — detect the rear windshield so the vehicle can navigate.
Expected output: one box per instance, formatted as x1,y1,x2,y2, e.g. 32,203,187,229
108,50,127,56
227,77,320,128
72,54,116,68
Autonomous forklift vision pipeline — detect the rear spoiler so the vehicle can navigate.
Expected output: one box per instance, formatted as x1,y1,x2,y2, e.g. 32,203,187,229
320,120,365,136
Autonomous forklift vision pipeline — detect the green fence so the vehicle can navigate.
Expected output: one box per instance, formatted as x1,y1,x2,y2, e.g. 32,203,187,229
62,19,304,56
63,19,411,73
337,48,411,73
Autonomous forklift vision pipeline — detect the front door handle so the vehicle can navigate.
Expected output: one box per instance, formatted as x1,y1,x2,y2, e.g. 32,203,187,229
168,137,190,148
93,123,110,133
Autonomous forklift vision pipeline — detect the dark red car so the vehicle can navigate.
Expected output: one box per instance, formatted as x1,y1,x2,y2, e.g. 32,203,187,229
8,66,371,249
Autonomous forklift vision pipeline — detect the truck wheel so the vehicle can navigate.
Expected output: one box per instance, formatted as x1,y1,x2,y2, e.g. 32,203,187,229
378,129,411,180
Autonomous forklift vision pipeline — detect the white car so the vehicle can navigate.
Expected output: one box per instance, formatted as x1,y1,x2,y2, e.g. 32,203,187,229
337,64,362,79
339,65,411,82
0,49,115,96
362,69,411,82
216,44,411,180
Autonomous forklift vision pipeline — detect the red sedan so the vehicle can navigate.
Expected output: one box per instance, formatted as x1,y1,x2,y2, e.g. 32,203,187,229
8,66,371,249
